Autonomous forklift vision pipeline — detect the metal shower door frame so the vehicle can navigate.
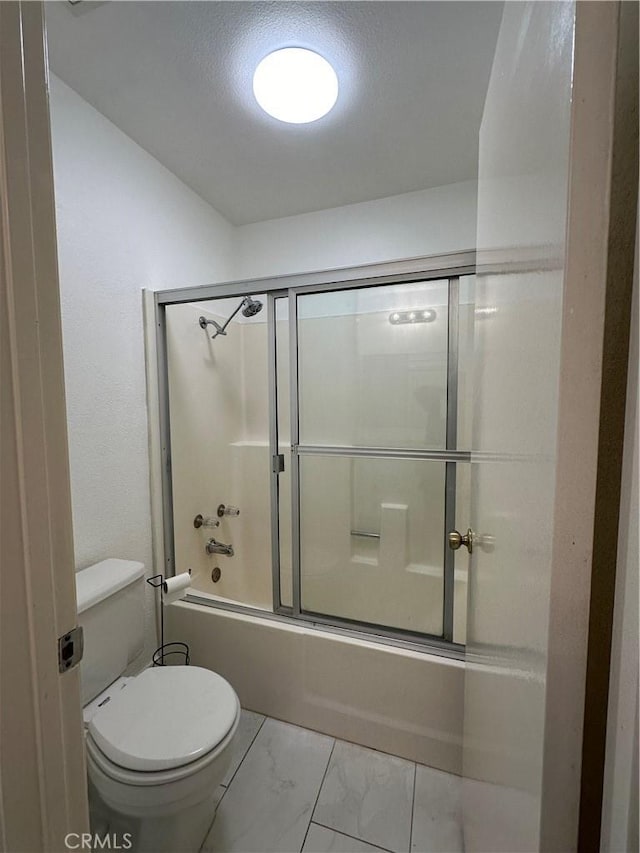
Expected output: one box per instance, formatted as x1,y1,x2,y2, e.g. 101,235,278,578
153,251,474,656
280,274,465,645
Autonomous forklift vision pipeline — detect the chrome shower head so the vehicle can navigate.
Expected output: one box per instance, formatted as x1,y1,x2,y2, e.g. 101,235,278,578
199,295,264,340
241,296,263,317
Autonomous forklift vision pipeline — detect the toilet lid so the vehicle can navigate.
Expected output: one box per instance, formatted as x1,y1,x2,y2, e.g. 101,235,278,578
88,666,238,772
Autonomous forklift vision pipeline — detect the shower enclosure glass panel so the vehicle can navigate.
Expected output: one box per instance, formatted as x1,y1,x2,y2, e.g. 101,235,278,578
299,455,446,635
297,281,449,449
166,295,273,610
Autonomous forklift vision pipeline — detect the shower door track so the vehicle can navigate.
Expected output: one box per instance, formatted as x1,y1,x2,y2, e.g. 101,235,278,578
182,592,465,660
153,250,475,659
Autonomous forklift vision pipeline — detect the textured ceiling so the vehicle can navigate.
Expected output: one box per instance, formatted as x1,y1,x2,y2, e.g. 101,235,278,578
45,1,502,225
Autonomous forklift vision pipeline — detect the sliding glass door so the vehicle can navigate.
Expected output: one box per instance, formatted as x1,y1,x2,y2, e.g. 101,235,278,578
272,277,470,644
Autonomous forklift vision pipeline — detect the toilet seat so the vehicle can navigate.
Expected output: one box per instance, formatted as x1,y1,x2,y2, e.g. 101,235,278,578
86,710,239,790
88,666,239,774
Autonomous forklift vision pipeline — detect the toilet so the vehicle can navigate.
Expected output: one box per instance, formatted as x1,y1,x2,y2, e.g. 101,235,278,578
76,559,240,853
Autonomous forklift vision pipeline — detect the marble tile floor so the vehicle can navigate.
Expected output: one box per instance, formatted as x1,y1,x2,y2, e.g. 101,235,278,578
202,710,463,853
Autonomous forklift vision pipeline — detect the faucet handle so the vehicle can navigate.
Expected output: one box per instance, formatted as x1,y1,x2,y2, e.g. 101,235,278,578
217,504,240,518
193,514,220,529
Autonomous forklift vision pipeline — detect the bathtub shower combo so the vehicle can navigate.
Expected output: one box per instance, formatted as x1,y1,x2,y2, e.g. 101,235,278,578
154,260,475,657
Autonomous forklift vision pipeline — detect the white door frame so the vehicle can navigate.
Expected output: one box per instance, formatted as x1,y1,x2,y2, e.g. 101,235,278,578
543,2,638,849
0,2,88,850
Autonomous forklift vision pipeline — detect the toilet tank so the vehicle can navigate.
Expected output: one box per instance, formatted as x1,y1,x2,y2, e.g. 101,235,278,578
75,559,146,705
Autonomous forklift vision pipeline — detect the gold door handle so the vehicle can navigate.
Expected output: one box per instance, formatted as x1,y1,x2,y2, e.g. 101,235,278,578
448,528,474,554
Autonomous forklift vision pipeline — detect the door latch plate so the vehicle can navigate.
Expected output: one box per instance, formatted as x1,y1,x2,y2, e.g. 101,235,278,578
58,626,84,673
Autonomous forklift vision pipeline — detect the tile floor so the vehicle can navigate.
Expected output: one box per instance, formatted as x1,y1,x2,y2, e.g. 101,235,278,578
202,710,463,853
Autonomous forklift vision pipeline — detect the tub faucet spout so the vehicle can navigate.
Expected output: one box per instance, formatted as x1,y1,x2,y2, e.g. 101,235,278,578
205,538,234,557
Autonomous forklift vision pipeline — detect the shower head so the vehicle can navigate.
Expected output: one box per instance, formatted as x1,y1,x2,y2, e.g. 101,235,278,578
199,296,263,340
241,296,263,317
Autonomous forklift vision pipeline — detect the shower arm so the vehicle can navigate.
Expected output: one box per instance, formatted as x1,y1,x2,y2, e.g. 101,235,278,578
199,299,246,340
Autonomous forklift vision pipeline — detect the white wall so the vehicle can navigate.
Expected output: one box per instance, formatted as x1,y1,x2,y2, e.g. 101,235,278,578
49,75,235,663
234,180,477,280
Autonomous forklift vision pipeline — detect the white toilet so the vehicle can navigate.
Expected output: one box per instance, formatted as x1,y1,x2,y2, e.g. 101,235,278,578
76,558,240,853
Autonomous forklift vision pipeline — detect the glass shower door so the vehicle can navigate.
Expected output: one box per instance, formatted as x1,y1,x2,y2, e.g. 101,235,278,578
298,454,447,635
289,279,457,640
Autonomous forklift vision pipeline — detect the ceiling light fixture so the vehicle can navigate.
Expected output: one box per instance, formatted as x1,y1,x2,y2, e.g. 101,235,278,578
253,48,339,124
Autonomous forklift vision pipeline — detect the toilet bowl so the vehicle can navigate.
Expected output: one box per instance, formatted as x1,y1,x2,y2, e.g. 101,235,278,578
76,560,240,853
85,666,240,853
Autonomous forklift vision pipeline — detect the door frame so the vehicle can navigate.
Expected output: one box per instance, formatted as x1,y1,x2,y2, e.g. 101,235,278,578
568,2,638,848
536,2,637,849
0,2,89,850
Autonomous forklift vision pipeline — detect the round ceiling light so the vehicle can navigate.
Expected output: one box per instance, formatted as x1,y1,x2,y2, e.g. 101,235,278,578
253,48,339,124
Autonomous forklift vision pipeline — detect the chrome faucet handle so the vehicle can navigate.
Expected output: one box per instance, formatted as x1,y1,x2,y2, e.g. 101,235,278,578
217,504,240,518
193,514,220,529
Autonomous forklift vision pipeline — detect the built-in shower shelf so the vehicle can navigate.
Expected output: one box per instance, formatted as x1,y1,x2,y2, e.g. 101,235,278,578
351,555,379,567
